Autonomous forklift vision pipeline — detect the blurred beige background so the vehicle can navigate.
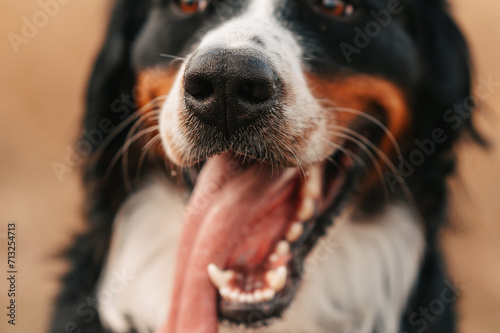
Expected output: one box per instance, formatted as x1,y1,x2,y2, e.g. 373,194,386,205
0,1,499,332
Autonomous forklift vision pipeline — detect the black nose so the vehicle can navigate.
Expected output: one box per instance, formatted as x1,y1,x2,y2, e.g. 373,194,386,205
184,49,280,138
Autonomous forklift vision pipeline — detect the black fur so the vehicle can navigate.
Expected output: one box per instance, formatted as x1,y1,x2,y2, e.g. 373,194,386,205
49,1,152,332
49,1,480,332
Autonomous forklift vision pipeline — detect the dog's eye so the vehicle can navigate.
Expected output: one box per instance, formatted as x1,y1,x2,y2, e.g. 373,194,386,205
178,0,209,13
316,0,354,17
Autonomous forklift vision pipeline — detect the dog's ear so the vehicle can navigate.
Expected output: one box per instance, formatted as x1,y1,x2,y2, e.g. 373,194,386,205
413,0,471,108
401,0,484,240
83,0,151,180
414,0,472,107
411,0,485,144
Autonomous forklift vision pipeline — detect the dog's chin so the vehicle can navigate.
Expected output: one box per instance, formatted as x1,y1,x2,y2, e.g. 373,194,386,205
170,149,359,328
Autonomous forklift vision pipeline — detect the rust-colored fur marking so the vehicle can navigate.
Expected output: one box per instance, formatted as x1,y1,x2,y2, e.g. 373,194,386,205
136,67,179,109
305,73,410,159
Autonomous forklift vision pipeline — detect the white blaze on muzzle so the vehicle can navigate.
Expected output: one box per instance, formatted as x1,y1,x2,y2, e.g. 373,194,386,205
159,0,330,167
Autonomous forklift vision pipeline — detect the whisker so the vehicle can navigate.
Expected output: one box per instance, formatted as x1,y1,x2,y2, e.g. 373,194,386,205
142,132,162,151
324,124,415,205
105,125,160,180
313,105,402,157
160,53,186,61
289,148,306,180
325,130,390,201
327,141,365,168
241,147,251,165
122,111,161,192
326,124,400,177
87,95,165,168
135,133,162,181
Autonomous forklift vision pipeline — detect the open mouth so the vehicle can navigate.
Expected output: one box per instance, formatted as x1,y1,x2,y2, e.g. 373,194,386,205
166,150,358,332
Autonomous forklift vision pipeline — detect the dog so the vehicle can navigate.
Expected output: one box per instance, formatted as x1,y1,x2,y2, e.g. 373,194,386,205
49,0,481,332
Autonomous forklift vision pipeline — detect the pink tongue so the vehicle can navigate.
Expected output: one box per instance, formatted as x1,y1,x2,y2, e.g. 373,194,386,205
156,153,299,333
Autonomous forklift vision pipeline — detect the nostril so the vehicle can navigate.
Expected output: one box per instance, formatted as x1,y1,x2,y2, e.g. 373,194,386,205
185,78,214,100
183,48,281,137
237,80,275,104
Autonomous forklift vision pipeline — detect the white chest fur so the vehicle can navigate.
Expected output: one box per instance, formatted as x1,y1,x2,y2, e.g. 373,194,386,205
97,178,425,333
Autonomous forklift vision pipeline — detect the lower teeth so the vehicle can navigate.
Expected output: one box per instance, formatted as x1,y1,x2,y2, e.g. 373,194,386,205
209,238,296,304
220,287,276,303
212,264,288,304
